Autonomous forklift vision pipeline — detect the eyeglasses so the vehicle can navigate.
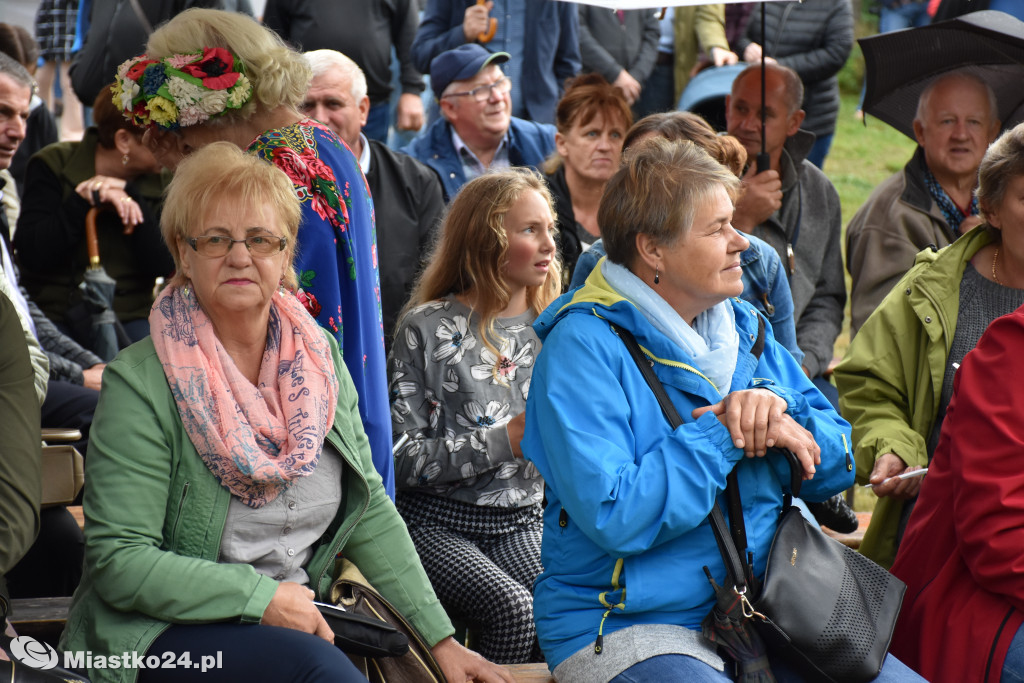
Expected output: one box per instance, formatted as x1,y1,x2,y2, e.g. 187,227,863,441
443,76,511,103
187,234,288,257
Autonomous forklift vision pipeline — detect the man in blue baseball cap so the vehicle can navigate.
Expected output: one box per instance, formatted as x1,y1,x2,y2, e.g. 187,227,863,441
404,43,556,201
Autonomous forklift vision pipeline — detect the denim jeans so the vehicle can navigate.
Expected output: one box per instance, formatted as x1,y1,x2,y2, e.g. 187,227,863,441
879,2,930,34
805,133,833,171
610,652,925,683
1002,620,1024,683
364,100,390,143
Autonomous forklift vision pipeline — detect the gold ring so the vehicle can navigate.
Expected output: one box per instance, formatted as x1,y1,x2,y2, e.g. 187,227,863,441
120,196,131,203
93,181,102,190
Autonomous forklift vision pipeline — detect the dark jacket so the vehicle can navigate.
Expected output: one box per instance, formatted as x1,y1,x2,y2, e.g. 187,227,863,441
410,0,580,124
14,129,173,326
70,0,225,104
577,6,660,86
0,292,42,585
263,0,424,105
750,129,844,377
544,165,593,291
365,140,444,344
737,0,853,139
402,115,556,201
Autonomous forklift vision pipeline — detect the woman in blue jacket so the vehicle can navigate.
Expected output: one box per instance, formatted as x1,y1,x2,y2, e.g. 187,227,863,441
522,138,918,682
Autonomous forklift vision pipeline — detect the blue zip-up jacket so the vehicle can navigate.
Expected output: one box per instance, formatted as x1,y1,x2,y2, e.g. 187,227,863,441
522,267,853,669
570,241,804,365
402,115,556,202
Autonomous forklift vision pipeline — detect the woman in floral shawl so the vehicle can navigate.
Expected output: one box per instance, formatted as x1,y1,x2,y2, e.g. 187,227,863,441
389,168,561,664
114,8,395,499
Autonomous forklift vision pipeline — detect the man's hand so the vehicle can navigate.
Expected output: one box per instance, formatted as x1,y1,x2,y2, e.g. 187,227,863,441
262,582,333,642
710,47,739,67
612,69,641,105
396,93,424,132
463,1,494,42
82,363,105,392
432,637,516,683
868,452,923,499
732,166,782,231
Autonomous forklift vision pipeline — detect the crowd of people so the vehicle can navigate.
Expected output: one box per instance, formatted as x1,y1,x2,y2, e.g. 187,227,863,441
2,1,1024,682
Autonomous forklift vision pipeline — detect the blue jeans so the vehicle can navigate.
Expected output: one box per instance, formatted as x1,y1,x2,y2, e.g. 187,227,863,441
1002,620,1024,682
364,100,390,143
879,2,931,33
805,133,833,171
139,623,365,682
635,60,675,119
611,653,924,683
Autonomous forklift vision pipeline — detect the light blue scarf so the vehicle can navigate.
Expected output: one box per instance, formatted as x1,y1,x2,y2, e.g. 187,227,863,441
602,259,739,396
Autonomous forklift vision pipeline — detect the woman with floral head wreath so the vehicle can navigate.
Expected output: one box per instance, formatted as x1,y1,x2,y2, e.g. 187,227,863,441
389,168,561,664
59,142,514,683
114,8,395,499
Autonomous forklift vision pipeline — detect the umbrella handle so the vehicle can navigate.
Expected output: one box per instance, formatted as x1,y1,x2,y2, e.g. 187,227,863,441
476,0,497,43
86,206,102,269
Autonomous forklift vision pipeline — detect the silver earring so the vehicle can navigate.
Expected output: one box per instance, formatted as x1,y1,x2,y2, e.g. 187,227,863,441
654,267,660,285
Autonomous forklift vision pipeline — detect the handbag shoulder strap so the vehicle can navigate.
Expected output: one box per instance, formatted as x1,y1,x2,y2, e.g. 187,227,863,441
612,321,751,589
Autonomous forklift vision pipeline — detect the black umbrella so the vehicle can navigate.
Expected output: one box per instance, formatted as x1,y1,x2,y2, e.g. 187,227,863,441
860,10,1024,140
79,207,122,361
701,567,776,683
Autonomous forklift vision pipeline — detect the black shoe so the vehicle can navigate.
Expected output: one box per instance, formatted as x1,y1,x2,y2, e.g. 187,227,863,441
807,494,859,534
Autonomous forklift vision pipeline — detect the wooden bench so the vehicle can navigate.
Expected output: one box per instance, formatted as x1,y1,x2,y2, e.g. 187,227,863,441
506,663,554,683
9,596,72,647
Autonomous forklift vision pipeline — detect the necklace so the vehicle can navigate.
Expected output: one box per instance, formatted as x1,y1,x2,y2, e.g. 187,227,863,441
993,247,1002,285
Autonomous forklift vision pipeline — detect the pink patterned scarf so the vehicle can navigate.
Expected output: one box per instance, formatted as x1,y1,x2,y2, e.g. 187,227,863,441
149,285,339,508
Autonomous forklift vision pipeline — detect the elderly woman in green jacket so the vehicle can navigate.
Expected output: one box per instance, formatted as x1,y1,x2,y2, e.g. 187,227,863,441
59,142,513,683
835,122,1024,569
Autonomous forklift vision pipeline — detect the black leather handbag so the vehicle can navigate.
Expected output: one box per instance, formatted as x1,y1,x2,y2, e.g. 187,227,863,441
711,450,906,683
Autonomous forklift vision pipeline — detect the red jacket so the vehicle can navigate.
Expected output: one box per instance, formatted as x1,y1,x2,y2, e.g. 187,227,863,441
890,307,1024,683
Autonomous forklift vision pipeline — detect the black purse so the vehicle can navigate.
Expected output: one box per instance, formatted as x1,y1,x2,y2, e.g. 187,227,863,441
712,451,906,683
614,321,906,683
315,602,409,658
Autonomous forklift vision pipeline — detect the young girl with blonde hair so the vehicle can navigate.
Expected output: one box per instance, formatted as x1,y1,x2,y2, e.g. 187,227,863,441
389,167,560,664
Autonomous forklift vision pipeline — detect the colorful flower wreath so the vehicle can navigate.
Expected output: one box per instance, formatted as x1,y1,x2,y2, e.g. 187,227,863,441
113,47,254,130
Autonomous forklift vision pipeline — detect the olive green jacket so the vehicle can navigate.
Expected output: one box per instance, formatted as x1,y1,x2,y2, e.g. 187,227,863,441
60,333,453,682
834,227,992,568
672,5,730,102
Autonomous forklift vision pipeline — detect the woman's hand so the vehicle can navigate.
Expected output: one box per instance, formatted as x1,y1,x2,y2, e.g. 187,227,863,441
82,363,105,391
75,175,144,233
692,388,787,457
771,413,821,480
868,452,922,499
261,582,333,643
431,637,516,683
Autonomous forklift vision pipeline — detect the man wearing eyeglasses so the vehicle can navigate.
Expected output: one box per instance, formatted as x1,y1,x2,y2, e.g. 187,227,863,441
404,44,556,202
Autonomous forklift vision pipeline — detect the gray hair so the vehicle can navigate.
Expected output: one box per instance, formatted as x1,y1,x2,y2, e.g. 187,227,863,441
977,122,1024,223
0,51,33,94
914,70,998,127
303,49,367,103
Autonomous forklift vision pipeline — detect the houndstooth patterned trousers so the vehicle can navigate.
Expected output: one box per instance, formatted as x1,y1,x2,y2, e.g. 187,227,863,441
396,492,544,664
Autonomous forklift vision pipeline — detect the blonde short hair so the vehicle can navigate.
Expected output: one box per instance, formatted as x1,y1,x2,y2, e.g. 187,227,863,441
161,142,301,289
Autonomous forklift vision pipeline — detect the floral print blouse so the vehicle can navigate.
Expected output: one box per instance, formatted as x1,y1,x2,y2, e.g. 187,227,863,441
389,296,544,508
248,119,394,497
